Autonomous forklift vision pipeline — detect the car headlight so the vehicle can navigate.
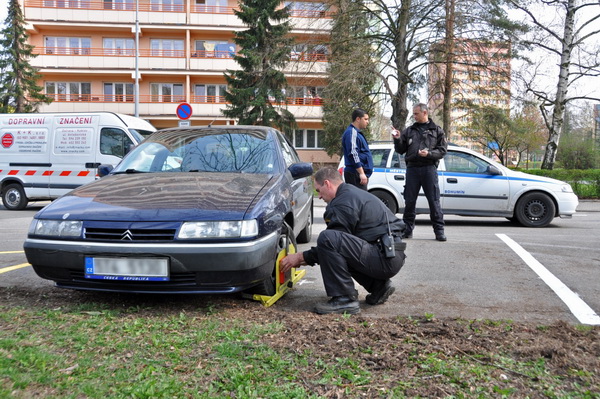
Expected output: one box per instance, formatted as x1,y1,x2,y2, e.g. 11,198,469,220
178,220,258,239
29,219,83,237
561,184,574,193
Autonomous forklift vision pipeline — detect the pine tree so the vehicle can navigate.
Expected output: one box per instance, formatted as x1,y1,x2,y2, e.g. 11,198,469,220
222,0,295,133
320,0,378,157
0,0,52,113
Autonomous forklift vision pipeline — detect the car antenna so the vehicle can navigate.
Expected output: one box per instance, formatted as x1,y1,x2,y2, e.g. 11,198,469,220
207,117,218,127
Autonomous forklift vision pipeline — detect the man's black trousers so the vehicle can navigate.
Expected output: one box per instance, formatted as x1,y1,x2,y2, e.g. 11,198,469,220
402,164,445,234
315,229,405,298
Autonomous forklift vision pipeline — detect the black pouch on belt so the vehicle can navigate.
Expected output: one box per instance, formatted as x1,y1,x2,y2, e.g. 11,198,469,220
380,233,396,258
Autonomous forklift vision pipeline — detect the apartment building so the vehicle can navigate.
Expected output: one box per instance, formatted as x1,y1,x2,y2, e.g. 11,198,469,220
20,0,337,164
427,39,512,151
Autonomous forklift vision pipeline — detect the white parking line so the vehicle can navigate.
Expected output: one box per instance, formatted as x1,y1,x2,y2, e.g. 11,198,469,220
0,263,31,274
497,234,600,325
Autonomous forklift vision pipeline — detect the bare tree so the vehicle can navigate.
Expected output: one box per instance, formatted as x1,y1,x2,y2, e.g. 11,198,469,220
508,0,600,169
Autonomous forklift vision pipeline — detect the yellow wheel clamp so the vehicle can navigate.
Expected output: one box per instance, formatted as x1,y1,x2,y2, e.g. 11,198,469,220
252,234,306,307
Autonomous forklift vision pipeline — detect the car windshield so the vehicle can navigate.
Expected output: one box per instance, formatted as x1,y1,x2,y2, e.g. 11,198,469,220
113,129,276,174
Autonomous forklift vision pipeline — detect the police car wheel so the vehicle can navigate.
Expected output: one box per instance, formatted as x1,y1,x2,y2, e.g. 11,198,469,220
2,184,28,210
514,192,555,227
371,190,398,214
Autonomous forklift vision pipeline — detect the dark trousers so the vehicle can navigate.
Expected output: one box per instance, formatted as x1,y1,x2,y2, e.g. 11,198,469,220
402,164,444,234
344,170,368,191
315,230,406,298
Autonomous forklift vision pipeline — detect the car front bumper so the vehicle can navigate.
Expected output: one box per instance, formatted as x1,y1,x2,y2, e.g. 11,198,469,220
24,231,280,294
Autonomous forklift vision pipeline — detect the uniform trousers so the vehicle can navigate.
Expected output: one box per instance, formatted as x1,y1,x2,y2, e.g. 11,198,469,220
402,164,445,235
315,229,405,298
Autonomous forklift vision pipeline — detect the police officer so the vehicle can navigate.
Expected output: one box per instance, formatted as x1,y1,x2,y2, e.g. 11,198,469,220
279,167,406,315
392,103,448,241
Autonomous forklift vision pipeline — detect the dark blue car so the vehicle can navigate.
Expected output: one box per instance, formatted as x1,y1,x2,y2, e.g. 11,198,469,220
24,126,313,295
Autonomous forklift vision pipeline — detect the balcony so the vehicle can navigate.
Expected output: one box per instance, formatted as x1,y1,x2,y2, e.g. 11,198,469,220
31,47,187,70
24,0,186,24
39,94,323,120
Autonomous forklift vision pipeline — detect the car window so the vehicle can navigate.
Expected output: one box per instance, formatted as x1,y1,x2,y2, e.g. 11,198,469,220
390,151,406,169
371,148,391,168
276,131,300,167
444,151,491,174
115,131,275,174
100,128,133,158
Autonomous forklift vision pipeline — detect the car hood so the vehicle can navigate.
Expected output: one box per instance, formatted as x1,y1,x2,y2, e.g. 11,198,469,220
506,170,568,187
37,173,275,221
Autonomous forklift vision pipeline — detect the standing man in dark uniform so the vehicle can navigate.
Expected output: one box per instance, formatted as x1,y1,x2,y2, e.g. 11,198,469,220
341,108,373,190
279,167,407,315
392,103,448,241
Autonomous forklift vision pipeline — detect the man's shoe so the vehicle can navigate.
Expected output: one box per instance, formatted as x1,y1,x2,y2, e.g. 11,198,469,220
314,296,360,315
401,232,412,239
366,280,396,305
435,234,447,241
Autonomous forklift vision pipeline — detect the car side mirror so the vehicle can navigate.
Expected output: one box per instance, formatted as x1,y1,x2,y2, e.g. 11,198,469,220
289,162,313,180
487,165,502,175
98,164,114,177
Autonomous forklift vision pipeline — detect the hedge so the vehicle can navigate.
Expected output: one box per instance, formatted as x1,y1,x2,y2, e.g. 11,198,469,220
515,169,600,199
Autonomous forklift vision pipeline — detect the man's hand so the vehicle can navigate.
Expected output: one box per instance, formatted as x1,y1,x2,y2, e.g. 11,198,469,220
391,128,400,139
418,149,429,157
279,252,306,273
359,173,368,186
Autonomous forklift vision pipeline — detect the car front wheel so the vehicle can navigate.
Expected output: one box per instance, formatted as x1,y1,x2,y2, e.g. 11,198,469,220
514,192,556,227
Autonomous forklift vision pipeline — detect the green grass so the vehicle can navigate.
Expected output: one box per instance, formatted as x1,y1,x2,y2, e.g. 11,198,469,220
0,304,597,398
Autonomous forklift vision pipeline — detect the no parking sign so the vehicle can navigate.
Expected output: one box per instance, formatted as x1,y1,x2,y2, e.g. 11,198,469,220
176,103,192,120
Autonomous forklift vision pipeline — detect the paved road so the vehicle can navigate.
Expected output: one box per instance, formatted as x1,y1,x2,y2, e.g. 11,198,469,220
1,200,599,325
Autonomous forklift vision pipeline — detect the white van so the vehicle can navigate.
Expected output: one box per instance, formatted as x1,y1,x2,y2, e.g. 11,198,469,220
0,112,156,210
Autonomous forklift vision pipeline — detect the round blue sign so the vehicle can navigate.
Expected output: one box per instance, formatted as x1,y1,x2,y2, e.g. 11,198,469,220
176,103,192,120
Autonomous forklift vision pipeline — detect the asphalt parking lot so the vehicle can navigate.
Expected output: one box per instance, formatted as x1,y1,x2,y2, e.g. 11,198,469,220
1,199,599,325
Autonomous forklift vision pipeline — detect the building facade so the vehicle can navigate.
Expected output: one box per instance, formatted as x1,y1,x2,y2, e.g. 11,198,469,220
427,39,511,151
20,0,337,164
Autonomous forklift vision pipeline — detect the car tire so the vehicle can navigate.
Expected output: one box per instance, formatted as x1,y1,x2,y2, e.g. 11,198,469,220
514,192,556,227
296,202,312,244
371,190,397,214
2,183,28,210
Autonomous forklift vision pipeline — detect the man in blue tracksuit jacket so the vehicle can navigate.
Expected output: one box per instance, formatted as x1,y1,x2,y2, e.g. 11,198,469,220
342,108,373,190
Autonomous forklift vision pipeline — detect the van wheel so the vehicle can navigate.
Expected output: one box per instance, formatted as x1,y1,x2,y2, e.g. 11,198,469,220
371,190,397,214
2,184,28,210
514,192,555,227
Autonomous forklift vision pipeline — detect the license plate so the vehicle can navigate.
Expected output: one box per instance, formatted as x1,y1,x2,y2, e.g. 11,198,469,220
85,257,169,281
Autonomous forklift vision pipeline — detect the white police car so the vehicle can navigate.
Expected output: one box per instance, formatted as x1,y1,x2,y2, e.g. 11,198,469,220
339,143,578,227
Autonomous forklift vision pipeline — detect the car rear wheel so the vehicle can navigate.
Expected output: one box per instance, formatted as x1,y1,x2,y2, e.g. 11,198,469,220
514,192,556,227
296,203,312,244
371,190,397,214
2,183,29,210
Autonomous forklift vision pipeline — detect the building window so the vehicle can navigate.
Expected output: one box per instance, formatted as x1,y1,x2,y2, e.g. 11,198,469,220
104,83,134,102
45,37,91,55
150,39,184,57
289,86,323,105
45,82,91,101
151,83,184,103
293,129,323,149
194,0,228,13
103,0,135,10
285,1,327,17
193,41,235,58
103,38,135,56
150,0,184,12
193,84,227,103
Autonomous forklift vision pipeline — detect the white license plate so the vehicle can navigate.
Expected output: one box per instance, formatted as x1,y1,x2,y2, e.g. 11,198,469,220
85,257,169,281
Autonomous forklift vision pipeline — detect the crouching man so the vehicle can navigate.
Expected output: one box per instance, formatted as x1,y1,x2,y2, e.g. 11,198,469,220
280,167,407,314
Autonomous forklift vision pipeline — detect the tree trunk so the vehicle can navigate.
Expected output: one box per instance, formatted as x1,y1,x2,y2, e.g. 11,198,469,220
442,0,455,135
541,0,576,170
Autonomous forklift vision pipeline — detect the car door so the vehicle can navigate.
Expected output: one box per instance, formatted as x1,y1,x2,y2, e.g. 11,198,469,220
439,149,511,215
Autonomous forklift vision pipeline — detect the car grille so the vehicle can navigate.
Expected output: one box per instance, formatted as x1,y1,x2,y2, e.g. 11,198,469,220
84,227,177,241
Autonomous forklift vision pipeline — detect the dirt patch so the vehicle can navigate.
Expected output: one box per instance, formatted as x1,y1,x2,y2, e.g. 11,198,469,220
2,286,599,396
